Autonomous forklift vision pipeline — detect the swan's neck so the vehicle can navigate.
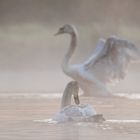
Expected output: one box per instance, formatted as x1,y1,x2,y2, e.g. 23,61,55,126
61,85,73,109
62,31,78,75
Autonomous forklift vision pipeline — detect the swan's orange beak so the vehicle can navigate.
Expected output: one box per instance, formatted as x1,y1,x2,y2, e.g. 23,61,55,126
74,95,80,105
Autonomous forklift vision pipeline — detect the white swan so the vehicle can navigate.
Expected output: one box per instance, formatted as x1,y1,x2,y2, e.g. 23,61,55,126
55,24,140,96
53,81,105,123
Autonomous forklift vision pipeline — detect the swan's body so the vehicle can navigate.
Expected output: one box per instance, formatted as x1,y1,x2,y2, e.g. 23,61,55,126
53,81,104,123
55,24,140,96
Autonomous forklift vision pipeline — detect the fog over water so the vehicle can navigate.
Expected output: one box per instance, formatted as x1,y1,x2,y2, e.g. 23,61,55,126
0,0,140,93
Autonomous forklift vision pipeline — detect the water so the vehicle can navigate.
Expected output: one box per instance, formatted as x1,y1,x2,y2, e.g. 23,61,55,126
0,93,140,140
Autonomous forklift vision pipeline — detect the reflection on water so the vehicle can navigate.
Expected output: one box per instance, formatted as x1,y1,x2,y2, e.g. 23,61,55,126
0,93,140,140
107,120,140,123
0,92,140,99
115,93,140,99
34,118,140,124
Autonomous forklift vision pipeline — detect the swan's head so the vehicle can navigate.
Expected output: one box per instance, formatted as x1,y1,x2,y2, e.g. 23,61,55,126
55,24,76,35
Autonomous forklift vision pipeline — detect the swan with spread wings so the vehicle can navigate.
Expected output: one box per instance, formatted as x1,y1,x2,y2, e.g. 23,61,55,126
55,24,140,96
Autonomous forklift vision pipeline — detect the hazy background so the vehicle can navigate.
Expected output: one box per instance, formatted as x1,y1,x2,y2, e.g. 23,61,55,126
0,0,140,93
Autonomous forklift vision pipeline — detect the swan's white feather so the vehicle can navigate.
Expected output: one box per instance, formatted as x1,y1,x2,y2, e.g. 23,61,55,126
74,36,140,95
88,36,140,84
56,24,140,96
53,104,96,123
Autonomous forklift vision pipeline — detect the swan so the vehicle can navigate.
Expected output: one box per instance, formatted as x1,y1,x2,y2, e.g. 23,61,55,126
55,24,140,96
53,81,105,123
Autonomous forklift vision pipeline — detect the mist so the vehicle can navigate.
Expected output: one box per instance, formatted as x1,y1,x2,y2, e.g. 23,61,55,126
0,0,140,93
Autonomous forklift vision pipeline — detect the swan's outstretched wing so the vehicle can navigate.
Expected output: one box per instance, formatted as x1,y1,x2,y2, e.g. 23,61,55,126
84,36,140,84
84,38,106,68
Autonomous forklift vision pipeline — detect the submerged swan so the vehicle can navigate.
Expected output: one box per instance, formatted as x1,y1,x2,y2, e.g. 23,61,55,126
53,81,105,123
55,24,140,96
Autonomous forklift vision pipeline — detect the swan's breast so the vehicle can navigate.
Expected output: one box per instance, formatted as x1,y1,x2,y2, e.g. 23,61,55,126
53,104,97,122
53,105,105,123
63,104,96,116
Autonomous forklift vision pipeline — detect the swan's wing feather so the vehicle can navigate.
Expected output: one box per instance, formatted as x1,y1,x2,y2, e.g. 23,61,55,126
88,36,140,84
83,38,106,68
105,36,140,62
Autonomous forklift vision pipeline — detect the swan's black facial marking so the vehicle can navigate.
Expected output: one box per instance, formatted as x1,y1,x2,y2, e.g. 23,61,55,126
55,24,75,36
55,27,64,35
59,27,64,32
